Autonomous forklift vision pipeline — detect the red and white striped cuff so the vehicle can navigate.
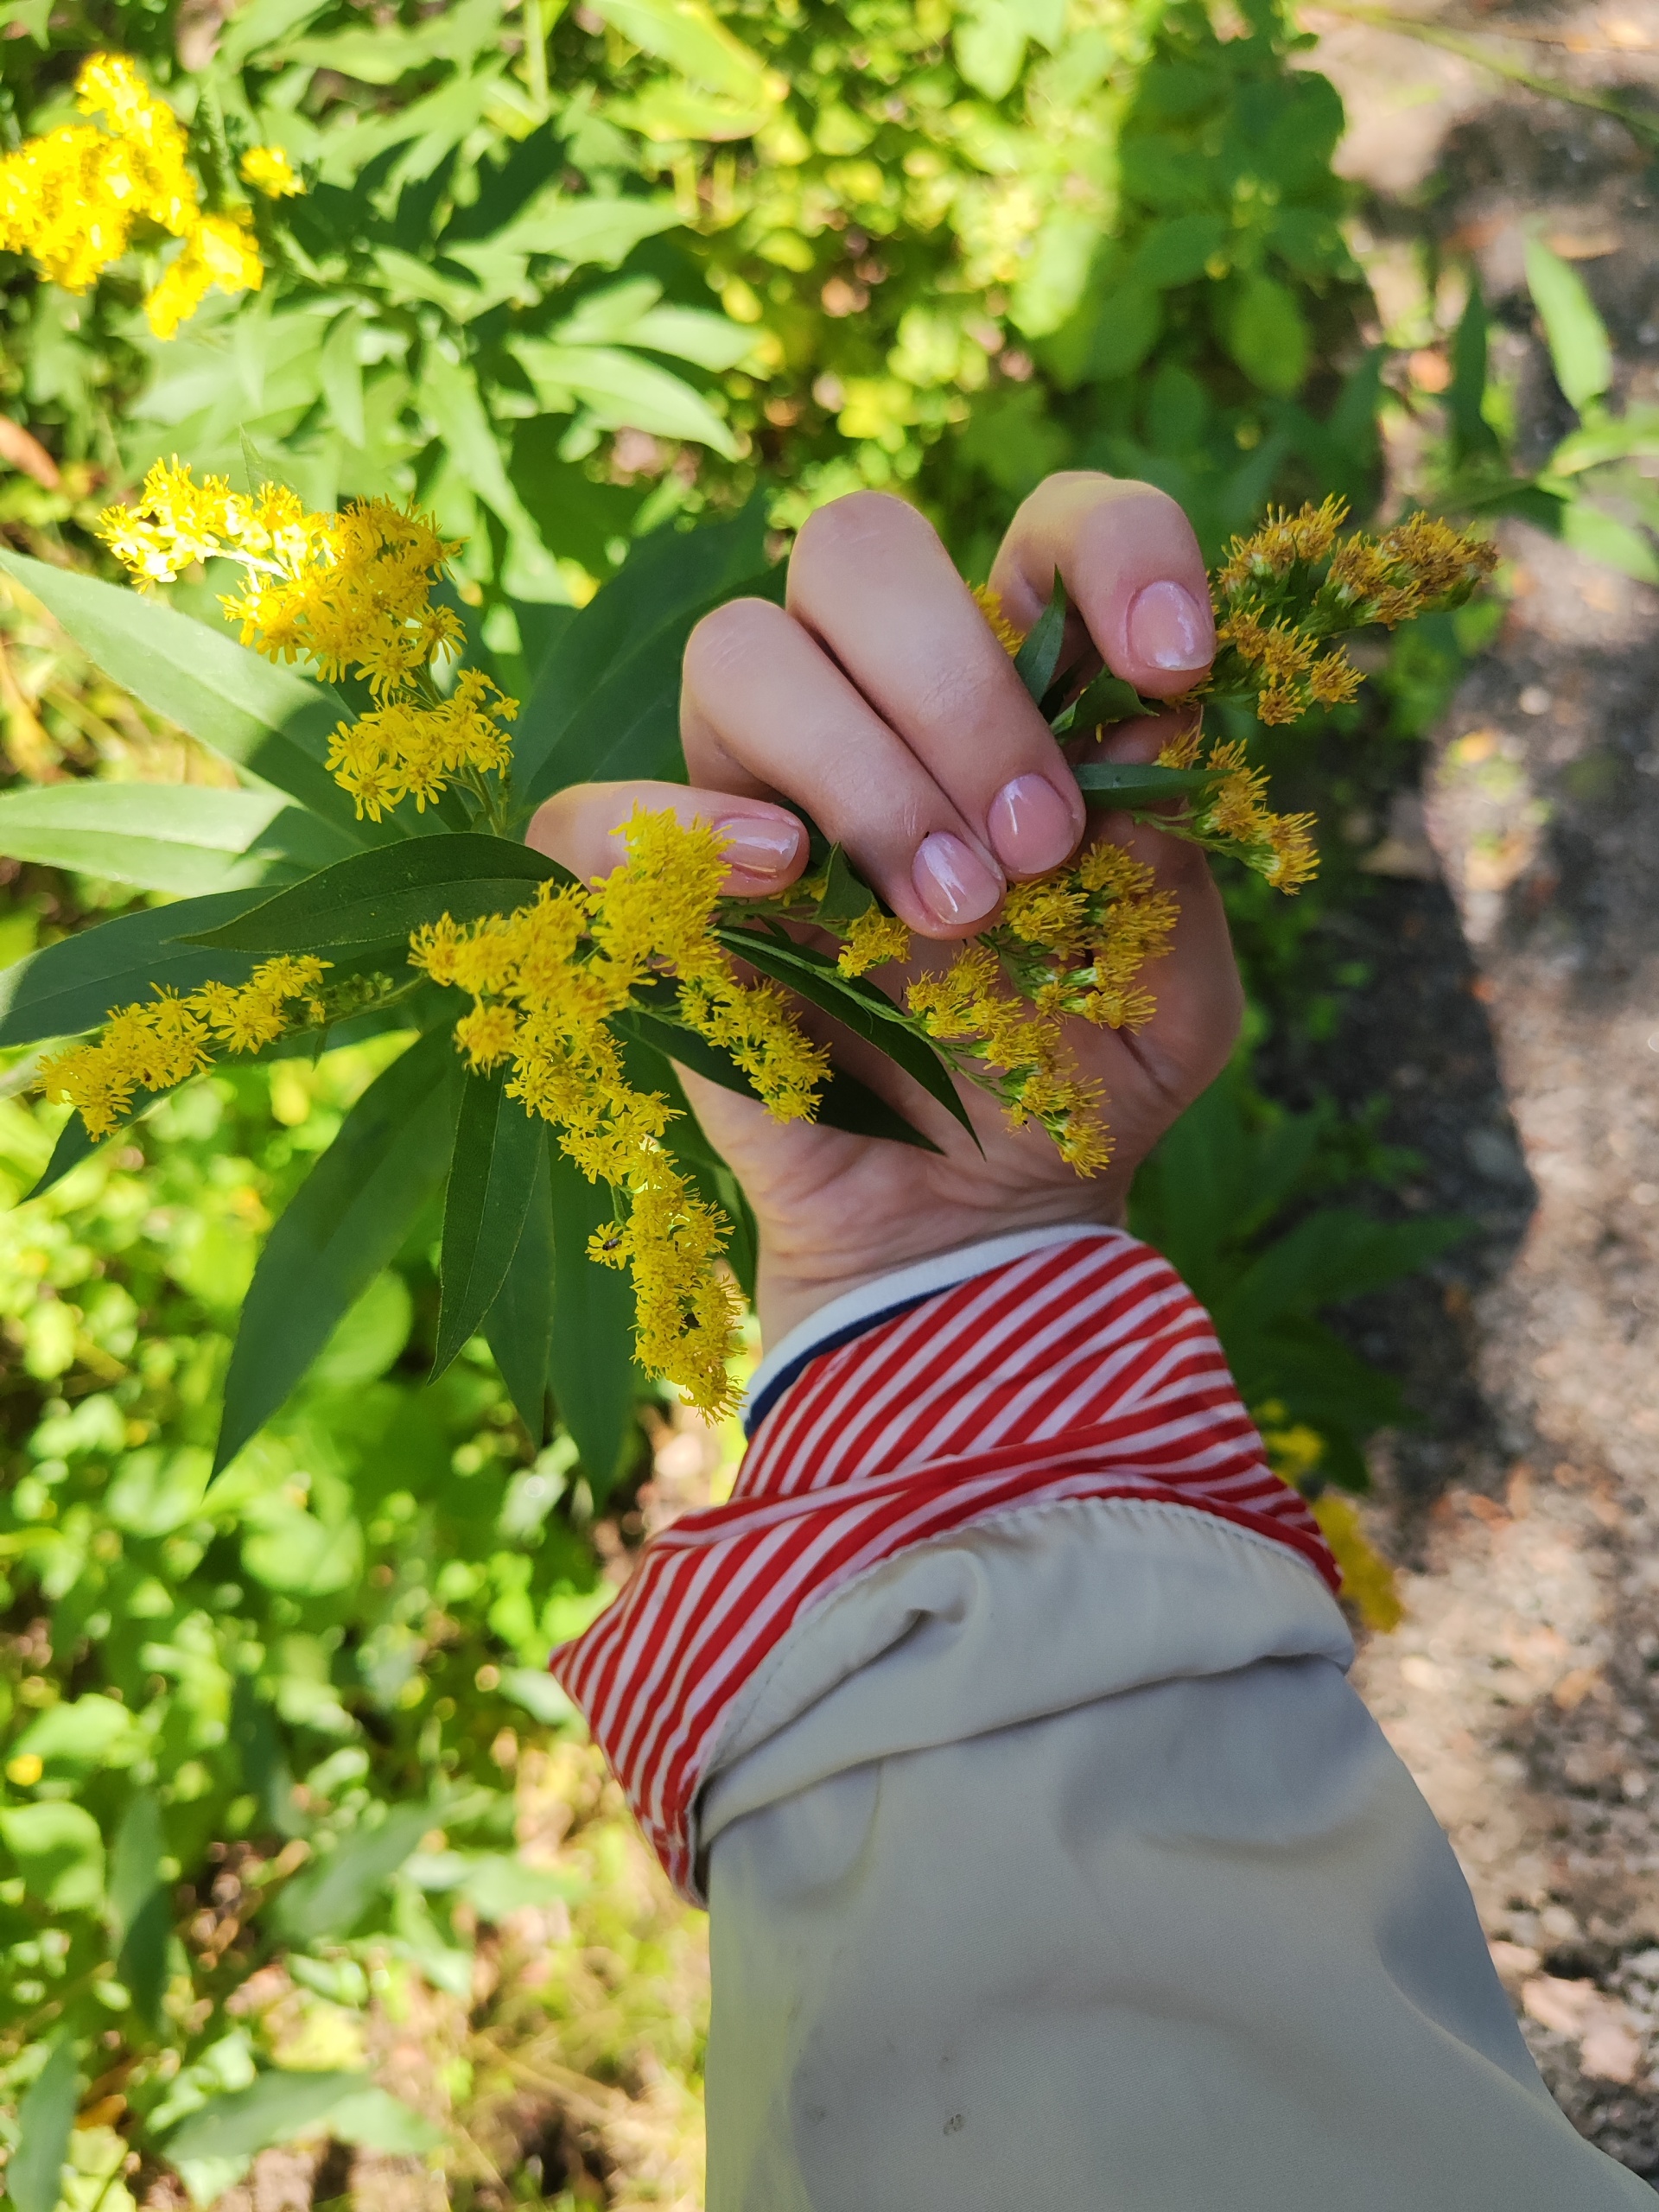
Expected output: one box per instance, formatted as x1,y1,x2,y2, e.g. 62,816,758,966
550,1227,1338,1899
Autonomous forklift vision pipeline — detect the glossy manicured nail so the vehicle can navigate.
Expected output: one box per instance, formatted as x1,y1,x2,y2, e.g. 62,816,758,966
1127,579,1214,672
988,773,1077,876
912,831,1001,925
715,815,804,874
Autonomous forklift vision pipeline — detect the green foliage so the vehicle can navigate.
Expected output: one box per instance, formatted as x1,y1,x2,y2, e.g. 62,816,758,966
0,1055,616,2190
1130,1067,1467,1491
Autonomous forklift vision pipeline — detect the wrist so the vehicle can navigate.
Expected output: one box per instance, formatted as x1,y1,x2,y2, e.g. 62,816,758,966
754,1184,1129,1348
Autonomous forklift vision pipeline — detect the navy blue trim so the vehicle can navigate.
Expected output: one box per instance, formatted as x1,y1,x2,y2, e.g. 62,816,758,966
743,1289,939,1438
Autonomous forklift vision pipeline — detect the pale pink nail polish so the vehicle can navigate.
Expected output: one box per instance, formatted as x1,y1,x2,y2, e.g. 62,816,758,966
912,832,1001,925
1127,579,1214,672
715,815,804,874
988,773,1077,876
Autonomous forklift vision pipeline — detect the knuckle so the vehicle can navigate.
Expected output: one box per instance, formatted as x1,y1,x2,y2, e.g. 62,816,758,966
793,488,933,574
683,595,787,695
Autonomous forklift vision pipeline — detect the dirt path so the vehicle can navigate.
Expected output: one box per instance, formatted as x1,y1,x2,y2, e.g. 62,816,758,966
1308,2,1659,2176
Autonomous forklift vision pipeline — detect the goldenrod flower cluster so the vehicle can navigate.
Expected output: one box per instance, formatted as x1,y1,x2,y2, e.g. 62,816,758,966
996,837,1179,1030
99,462,509,823
409,810,834,1413
0,54,263,340
836,909,913,977
1154,724,1319,893
906,944,1113,1175
1211,498,1497,725
240,145,303,200
327,668,518,822
41,957,328,1140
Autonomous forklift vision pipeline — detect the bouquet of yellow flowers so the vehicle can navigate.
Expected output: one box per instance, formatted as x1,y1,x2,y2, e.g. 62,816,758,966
0,473,1493,1469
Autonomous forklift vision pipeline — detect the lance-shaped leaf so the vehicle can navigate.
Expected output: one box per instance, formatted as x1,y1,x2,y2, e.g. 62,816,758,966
25,1090,159,1202
714,926,976,1144
512,502,773,806
1072,760,1222,810
111,1793,169,2031
187,834,569,957
0,781,359,896
810,842,876,926
613,995,940,1152
0,893,263,1050
484,1129,554,1442
216,1029,461,1470
1049,667,1159,736
548,1144,640,1497
433,1069,543,1378
270,1801,436,1943
10,2037,78,2212
164,2070,442,2169
1013,572,1069,705
0,549,381,845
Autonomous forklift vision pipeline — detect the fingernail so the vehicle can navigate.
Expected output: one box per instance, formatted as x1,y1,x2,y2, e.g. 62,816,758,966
988,774,1077,876
715,815,804,874
912,832,1001,925
1127,579,1214,672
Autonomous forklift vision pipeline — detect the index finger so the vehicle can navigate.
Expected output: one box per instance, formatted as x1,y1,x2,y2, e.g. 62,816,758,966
988,473,1215,702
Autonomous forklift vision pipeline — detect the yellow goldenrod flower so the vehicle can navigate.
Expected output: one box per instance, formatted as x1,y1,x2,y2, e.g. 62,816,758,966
41,957,330,1140
971,582,1026,656
409,810,836,1414
143,209,263,340
836,909,912,977
0,54,266,340
240,144,303,199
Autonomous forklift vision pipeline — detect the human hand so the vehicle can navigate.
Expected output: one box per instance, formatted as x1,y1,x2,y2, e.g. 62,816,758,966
527,474,1243,1345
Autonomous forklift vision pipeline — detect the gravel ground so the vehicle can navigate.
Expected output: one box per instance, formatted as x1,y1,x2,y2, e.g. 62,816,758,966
1306,2,1659,2177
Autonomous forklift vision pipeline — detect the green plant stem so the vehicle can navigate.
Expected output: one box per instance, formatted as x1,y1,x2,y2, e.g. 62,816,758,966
522,0,550,113
1305,3,1659,149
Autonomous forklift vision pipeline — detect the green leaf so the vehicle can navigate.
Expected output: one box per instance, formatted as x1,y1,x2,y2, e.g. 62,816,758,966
1224,273,1311,397
111,1794,168,2031
1012,573,1069,704
548,1146,640,1497
513,505,776,808
216,1030,462,1470
1448,279,1500,466
509,340,739,457
810,842,876,926
1073,760,1221,809
186,834,568,956
615,994,941,1152
434,1070,543,1378
1051,669,1159,734
588,0,776,103
0,893,262,1051
319,309,366,448
1525,236,1613,417
10,2038,79,2212
484,1128,555,1442
715,927,976,1144
163,2071,367,2163
0,781,357,896
22,1099,140,1204
1217,1209,1468,1332
1558,498,1659,584
418,351,563,599
0,1800,104,1910
270,1802,435,1944
487,188,683,268
243,1509,365,1595
11,1693,137,1777
0,550,376,845
326,2087,444,2155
